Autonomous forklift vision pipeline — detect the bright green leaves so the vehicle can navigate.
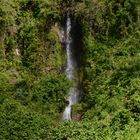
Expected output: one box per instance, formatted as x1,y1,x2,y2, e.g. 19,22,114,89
74,0,139,39
80,8,140,137
0,0,140,139
0,0,18,33
17,11,38,69
49,121,96,140
32,75,69,104
0,99,50,140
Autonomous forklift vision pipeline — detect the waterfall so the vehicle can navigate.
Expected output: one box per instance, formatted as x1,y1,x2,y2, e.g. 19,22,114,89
62,15,79,120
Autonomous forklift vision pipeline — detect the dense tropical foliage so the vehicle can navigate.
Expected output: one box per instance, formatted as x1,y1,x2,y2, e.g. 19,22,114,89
0,0,140,139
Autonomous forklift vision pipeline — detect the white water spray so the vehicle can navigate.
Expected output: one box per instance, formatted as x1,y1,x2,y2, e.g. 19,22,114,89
62,16,79,120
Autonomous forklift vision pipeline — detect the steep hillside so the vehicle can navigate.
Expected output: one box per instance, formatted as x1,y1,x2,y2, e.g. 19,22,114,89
0,0,140,139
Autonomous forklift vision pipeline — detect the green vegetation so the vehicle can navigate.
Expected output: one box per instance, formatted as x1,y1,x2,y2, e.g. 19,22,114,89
0,0,140,139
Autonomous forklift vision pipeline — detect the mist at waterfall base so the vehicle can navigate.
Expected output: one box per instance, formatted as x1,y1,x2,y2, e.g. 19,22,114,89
61,16,80,120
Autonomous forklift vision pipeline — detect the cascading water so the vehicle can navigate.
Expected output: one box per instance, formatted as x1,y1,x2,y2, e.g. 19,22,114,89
62,15,79,120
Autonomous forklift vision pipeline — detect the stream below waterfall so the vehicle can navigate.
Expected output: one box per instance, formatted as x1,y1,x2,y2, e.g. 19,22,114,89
62,15,80,120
